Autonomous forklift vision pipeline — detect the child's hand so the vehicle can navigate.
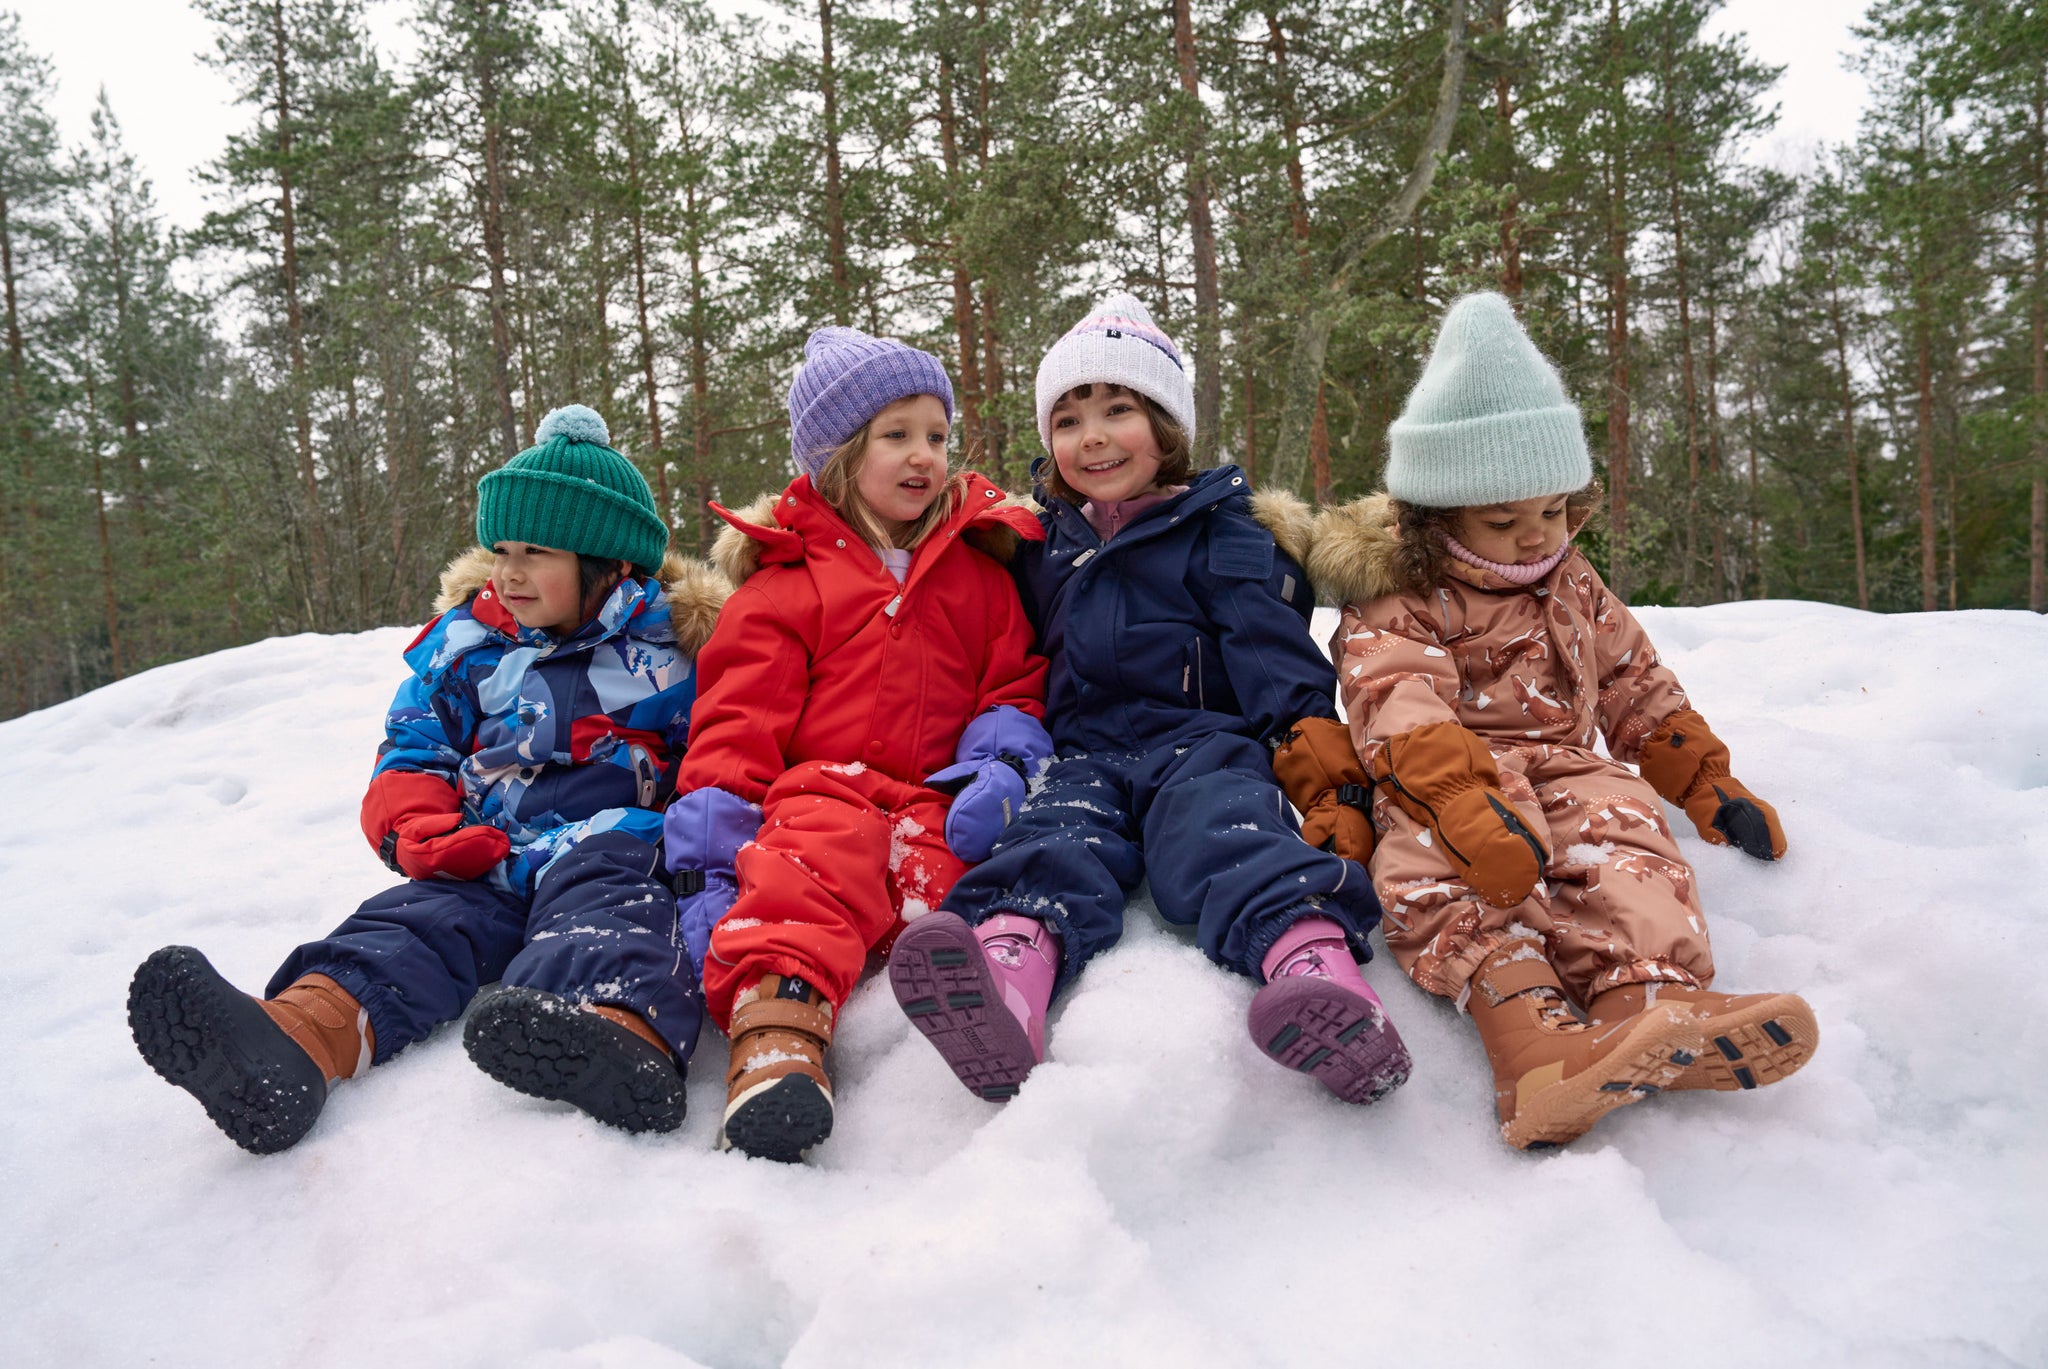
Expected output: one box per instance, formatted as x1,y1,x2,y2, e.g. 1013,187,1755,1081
927,706,1055,862
1270,717,1376,865
1372,721,1550,908
1639,709,1787,861
360,770,511,881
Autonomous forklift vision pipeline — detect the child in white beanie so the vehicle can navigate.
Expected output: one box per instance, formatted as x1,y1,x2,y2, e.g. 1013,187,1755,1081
1306,291,1818,1149
888,293,1412,1109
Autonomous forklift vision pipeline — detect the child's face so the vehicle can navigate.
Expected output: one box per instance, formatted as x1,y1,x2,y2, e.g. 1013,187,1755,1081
491,543,587,634
1049,384,1163,505
1450,495,1571,566
854,394,952,532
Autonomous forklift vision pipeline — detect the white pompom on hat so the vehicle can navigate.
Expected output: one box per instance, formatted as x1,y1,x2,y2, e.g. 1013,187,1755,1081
1385,291,1593,508
1034,292,1196,450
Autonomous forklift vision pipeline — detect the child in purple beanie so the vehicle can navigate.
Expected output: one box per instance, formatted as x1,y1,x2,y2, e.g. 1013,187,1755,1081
661,326,1052,1161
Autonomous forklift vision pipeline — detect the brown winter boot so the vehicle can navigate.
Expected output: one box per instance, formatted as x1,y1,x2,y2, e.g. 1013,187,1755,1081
1465,941,1705,1150
721,974,835,1163
1588,983,1817,1093
261,973,376,1085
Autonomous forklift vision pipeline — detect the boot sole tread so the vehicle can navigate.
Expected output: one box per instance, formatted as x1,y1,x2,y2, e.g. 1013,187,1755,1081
463,988,686,1134
1247,977,1412,1106
126,946,327,1155
721,1073,833,1163
888,915,1038,1102
1668,996,1818,1092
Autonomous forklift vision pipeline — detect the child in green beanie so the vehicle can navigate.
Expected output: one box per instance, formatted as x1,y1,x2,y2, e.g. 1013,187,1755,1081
1307,292,1817,1150
127,405,732,1154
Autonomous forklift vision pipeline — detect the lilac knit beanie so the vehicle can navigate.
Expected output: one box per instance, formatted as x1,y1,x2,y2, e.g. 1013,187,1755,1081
1034,292,1196,449
786,326,955,478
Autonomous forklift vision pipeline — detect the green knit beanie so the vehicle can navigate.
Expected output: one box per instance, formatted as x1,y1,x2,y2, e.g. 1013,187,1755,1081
1385,292,1593,508
475,405,669,568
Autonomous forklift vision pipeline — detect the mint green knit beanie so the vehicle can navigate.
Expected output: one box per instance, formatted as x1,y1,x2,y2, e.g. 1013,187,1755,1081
1385,292,1593,507
475,405,669,568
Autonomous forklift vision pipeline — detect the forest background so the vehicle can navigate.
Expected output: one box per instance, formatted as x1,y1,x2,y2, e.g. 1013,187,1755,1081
0,0,2042,720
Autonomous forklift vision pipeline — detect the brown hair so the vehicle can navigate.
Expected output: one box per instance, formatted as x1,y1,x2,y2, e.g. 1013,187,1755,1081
814,422,965,550
1040,384,1195,505
1388,481,1605,594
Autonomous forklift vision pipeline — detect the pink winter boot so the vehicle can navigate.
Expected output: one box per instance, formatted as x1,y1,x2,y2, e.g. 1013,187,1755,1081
889,910,1059,1102
1247,916,1411,1104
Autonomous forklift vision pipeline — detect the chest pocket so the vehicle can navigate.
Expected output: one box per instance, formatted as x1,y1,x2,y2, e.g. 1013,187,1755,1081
1207,521,1273,580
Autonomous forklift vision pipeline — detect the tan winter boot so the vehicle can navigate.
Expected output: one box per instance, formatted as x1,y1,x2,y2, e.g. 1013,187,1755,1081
721,974,835,1162
261,973,376,1084
128,947,374,1154
1465,941,1705,1150
1589,982,1817,1093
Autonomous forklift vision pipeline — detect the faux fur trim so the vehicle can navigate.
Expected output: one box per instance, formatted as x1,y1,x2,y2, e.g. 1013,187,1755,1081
434,546,498,612
1248,489,1314,569
432,545,732,654
662,555,732,656
709,491,784,586
1304,493,1403,607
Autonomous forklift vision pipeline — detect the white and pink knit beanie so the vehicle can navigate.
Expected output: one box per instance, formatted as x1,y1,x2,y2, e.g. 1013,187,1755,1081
1034,292,1196,450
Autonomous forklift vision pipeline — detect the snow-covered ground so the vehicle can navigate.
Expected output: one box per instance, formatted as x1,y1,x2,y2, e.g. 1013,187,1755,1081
4,601,2044,1368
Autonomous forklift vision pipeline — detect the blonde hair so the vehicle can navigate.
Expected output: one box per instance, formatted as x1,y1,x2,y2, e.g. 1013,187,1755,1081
814,422,965,550
1040,384,1195,505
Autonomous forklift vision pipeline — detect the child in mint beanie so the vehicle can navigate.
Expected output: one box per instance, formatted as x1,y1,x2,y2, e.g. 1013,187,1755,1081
1301,292,1816,1152
127,404,733,1155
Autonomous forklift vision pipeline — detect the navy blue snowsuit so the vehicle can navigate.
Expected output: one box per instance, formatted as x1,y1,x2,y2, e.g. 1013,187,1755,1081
940,464,1382,989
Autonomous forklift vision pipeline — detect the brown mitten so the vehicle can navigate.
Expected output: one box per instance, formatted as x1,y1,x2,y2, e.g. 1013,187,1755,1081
1271,717,1376,865
1638,708,1786,861
1372,721,1549,907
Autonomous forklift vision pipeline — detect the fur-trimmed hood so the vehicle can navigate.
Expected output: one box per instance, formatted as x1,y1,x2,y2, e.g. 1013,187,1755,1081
432,546,732,656
1304,492,1405,607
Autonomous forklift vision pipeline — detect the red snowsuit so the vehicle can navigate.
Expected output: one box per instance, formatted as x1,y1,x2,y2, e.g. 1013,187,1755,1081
678,473,1048,1026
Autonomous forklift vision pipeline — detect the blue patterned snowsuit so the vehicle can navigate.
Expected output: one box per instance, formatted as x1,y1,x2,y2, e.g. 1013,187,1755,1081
269,572,706,1064
940,464,1382,988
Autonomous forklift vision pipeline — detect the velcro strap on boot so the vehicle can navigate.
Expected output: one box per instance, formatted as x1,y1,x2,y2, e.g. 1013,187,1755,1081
728,994,834,1047
1472,943,1559,1006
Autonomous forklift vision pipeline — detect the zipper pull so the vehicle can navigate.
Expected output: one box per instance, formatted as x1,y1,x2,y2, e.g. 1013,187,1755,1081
884,595,903,617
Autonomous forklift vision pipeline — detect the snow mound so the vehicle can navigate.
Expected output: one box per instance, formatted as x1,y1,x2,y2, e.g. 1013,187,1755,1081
3,604,2044,1367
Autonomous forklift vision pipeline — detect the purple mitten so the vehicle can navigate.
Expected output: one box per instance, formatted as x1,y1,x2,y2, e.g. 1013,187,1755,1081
926,706,1054,862
662,786,761,975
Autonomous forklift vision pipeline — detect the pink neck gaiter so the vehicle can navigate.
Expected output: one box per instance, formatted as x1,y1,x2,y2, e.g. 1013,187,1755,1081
1443,532,1570,585
1082,486,1187,542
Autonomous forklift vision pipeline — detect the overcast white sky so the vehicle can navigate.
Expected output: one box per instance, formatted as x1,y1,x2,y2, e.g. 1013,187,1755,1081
10,0,1876,235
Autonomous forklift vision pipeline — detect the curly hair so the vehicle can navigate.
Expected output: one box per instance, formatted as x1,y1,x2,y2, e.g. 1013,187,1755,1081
1388,481,1605,594
1039,384,1195,505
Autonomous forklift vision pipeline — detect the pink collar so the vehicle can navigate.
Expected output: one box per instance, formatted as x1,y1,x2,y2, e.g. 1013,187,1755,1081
1442,532,1571,585
1081,486,1187,542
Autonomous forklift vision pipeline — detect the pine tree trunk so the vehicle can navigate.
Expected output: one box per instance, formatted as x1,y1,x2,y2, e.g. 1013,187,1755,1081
1604,0,1632,598
1493,0,1523,298
1661,23,1701,602
271,0,328,617
819,0,850,325
84,367,123,679
685,172,712,554
1171,0,1221,464
2030,78,2045,612
1916,309,1937,612
1826,261,1869,610
1266,8,1327,496
472,0,519,459
622,87,669,523
935,17,983,458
